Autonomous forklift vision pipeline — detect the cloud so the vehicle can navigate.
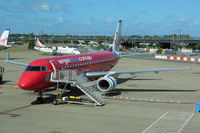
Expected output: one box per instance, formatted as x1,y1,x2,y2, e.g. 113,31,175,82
30,15,37,20
39,3,51,11
179,17,188,23
173,17,190,26
85,20,92,25
53,4,70,13
104,18,115,24
166,14,176,19
140,10,147,14
54,4,62,10
191,21,200,26
133,20,139,25
56,17,63,23
39,22,52,27
31,0,56,2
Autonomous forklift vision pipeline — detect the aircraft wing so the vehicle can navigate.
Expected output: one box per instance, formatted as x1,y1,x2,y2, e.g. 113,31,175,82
5,60,28,67
5,51,28,67
85,68,191,77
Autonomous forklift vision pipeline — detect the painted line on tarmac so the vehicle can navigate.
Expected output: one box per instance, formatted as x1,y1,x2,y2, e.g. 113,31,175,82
0,104,32,117
142,112,168,133
107,96,195,104
177,113,195,133
62,103,96,108
0,113,20,117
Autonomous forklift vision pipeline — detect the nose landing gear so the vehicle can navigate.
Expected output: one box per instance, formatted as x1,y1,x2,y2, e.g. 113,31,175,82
35,90,45,104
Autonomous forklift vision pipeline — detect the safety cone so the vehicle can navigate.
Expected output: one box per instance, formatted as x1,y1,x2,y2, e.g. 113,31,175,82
15,84,19,90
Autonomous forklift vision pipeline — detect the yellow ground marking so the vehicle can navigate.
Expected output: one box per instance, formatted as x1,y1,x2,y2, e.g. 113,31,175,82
0,104,32,114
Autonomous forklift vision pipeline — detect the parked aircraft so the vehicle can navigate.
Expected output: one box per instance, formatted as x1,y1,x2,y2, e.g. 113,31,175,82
34,38,53,53
34,38,80,55
6,20,190,103
0,29,10,49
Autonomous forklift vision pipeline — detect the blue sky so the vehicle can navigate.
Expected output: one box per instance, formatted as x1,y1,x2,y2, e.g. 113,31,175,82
1,0,200,37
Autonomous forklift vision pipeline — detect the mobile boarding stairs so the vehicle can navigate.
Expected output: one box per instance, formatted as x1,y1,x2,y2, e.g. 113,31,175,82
50,70,105,106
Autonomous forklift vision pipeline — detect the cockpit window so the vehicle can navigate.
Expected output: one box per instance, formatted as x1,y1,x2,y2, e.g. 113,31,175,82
25,66,47,72
25,66,41,71
41,66,47,71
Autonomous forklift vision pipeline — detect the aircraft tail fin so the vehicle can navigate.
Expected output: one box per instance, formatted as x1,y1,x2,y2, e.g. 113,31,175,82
112,20,122,52
35,37,45,48
0,29,10,47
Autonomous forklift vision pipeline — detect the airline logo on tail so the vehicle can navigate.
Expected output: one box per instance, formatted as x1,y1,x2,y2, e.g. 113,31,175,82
112,20,122,52
0,29,10,47
35,37,46,49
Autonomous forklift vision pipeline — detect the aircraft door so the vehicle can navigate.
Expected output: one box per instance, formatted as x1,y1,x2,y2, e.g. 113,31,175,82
49,60,57,72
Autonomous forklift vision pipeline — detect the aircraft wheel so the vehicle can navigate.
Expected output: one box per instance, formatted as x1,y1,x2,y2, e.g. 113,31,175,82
53,99,58,105
66,84,71,90
0,76,2,84
36,97,44,104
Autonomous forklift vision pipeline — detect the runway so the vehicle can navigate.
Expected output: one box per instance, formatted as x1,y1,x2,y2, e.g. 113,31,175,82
0,46,200,133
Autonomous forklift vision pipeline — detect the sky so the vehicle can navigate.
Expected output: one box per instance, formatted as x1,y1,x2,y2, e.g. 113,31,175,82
1,0,200,37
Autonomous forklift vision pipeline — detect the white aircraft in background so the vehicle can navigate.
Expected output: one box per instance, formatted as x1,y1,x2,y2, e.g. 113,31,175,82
0,29,10,49
34,38,80,55
34,38,53,53
56,46,80,55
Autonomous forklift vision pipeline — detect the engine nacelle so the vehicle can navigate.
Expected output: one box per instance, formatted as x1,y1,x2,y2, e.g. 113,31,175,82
97,76,117,92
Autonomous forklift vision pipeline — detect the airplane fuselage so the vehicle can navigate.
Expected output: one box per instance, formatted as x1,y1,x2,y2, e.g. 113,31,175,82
18,51,119,90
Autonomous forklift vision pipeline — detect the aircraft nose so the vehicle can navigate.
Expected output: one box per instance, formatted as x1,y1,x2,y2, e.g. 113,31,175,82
18,72,44,90
18,79,32,90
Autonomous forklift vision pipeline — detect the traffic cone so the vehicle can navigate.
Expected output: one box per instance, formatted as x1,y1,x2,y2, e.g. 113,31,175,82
15,86,18,90
15,84,19,90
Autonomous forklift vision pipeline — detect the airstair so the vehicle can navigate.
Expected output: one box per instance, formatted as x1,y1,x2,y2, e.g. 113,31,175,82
50,70,105,106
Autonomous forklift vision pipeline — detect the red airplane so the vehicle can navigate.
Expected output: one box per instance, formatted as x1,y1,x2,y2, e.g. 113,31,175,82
6,20,190,103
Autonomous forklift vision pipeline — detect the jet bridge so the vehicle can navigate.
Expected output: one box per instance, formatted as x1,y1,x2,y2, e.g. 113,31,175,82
50,69,105,106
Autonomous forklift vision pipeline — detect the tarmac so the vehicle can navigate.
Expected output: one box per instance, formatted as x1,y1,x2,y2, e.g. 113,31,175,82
0,45,200,133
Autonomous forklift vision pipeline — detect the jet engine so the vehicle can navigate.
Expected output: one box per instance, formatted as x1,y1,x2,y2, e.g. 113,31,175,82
97,76,117,92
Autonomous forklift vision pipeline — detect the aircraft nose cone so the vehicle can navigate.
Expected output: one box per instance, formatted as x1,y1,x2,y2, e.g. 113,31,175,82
18,72,48,90
18,72,39,90
18,79,30,90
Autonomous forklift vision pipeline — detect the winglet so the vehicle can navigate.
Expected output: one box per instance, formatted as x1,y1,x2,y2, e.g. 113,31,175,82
5,50,10,62
5,51,28,67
